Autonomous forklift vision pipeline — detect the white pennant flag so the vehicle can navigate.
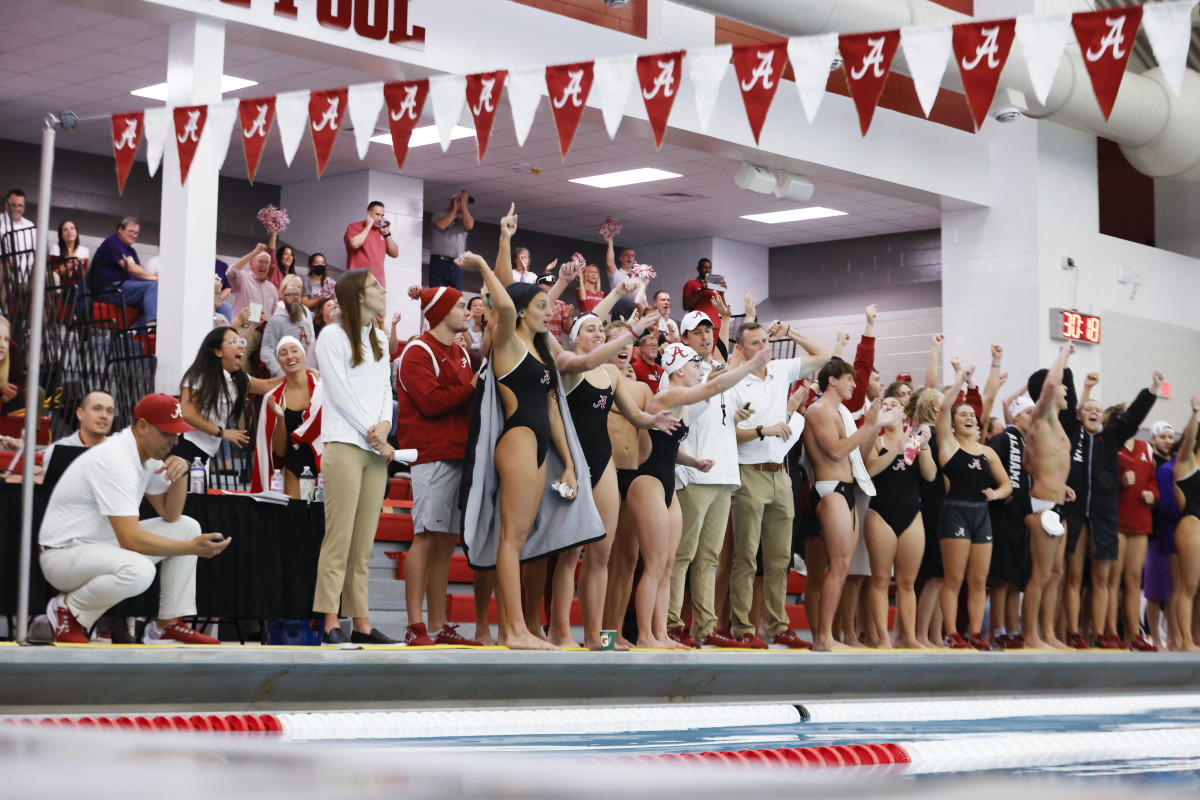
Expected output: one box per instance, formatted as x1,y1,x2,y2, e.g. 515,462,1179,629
688,44,732,133
143,106,168,177
899,24,952,118
1014,13,1071,107
786,35,837,124
207,98,239,170
275,89,311,166
429,74,467,152
506,67,544,147
593,54,637,139
1142,0,1197,98
348,82,384,159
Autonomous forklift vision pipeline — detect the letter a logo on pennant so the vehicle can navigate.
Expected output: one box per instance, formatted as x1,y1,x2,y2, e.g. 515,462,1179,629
545,62,594,159
172,105,208,185
636,51,684,150
308,87,349,177
730,41,788,144
839,30,901,136
237,96,275,184
952,19,1016,131
111,111,144,194
1072,7,1143,120
465,70,507,163
383,80,428,172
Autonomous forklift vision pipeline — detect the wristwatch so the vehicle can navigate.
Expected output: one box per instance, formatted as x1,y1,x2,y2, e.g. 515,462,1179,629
381,233,392,239
756,425,764,440
214,425,224,439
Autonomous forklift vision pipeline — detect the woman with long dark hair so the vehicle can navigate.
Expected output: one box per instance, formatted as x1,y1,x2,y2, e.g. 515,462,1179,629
48,219,88,286
458,204,604,651
312,269,396,645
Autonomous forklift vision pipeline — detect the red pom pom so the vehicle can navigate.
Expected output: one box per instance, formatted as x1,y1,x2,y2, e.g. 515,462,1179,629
631,263,657,282
407,285,422,301
597,216,622,239
257,204,290,233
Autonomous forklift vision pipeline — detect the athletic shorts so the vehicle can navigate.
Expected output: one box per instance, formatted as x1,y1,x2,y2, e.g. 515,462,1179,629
938,499,992,545
410,460,464,535
1089,522,1119,562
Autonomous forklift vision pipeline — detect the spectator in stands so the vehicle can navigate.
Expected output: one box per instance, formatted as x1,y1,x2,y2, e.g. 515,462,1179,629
265,225,295,288
88,217,157,324
252,337,323,498
466,296,486,353
313,269,398,645
301,253,335,309
646,290,680,343
577,264,604,315
0,314,41,416
631,330,662,393
226,243,280,369
38,393,230,644
345,201,399,288
395,286,481,647
48,219,88,286
174,327,284,484
511,247,539,284
1,189,35,274
312,296,340,337
682,258,725,348
261,275,316,377
429,191,474,290
602,234,637,321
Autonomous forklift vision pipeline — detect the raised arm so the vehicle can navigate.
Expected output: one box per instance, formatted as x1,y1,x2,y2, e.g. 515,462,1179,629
603,234,617,278
611,368,679,432
925,334,944,389
808,398,894,462
1080,371,1098,407
591,277,637,322
1109,370,1163,443
653,348,770,410
432,196,458,231
1174,393,1199,477
979,343,1005,432
459,252,516,348
557,311,658,376
229,243,268,272
831,331,851,359
713,292,731,361
744,290,756,325
769,321,834,375
1034,343,1072,420
937,364,971,463
494,203,517,287
1001,382,1028,426
545,259,580,305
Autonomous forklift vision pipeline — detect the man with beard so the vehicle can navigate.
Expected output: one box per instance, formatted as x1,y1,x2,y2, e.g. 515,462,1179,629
261,275,316,376
395,286,480,647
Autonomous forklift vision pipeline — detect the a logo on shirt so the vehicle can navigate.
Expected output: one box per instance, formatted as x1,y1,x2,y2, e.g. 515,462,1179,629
593,394,609,410
542,370,550,385
892,459,905,472
461,354,469,369
968,458,982,470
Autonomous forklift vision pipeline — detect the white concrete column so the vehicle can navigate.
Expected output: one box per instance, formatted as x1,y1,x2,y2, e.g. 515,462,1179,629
155,18,225,394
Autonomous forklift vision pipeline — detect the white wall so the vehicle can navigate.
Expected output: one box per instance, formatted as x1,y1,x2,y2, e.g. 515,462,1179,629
1154,177,1200,259
633,235,767,320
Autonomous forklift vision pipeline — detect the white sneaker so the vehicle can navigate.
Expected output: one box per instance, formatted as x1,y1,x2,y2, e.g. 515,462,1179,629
792,554,808,575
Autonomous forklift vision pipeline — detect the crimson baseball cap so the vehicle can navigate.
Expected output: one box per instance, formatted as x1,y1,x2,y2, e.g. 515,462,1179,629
134,393,195,434
896,372,913,383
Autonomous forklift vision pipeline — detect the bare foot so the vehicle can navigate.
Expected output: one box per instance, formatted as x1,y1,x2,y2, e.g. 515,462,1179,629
473,628,495,647
874,639,893,650
811,635,852,652
616,635,636,651
841,637,866,649
549,633,582,648
505,631,560,651
1023,635,1053,650
902,638,926,649
1045,636,1068,650
916,637,934,649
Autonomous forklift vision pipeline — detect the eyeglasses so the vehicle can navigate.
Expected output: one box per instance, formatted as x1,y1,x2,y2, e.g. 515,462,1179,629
536,274,556,286
281,291,301,298
228,337,246,347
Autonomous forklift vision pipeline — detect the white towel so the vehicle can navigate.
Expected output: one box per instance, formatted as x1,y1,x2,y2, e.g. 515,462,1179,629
839,403,876,497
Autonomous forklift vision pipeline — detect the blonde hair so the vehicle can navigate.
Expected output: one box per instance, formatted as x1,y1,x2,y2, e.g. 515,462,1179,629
0,316,11,386
908,388,943,426
583,265,601,292
279,274,303,295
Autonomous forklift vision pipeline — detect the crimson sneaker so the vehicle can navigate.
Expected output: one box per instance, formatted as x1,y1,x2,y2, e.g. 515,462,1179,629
1094,634,1121,649
1008,633,1026,649
143,621,219,645
403,622,436,647
432,624,482,647
668,627,701,649
732,632,768,650
992,634,1010,650
1130,635,1157,652
770,629,813,650
47,595,88,644
966,632,994,652
701,630,750,649
943,632,970,649
1065,632,1089,650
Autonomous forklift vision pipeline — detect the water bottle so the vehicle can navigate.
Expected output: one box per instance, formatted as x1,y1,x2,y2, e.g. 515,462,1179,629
189,458,205,494
299,466,316,502
314,473,325,504
270,468,284,494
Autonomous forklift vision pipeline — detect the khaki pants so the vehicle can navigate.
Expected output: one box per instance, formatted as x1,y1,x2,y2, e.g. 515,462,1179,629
730,465,794,638
314,442,388,617
668,483,732,639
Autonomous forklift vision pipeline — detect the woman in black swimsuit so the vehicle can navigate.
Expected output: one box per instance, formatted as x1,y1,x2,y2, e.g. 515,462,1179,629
456,228,579,652
936,364,1012,651
553,304,679,650
1172,392,1200,652
865,396,935,649
625,342,771,649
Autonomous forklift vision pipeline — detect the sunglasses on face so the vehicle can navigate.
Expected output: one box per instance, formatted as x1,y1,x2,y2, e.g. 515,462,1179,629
536,274,557,286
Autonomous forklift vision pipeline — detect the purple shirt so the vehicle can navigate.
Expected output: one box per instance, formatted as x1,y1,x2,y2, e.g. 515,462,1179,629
89,233,140,293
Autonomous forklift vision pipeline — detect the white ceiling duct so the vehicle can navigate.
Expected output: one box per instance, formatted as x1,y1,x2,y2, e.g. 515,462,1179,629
676,0,1200,181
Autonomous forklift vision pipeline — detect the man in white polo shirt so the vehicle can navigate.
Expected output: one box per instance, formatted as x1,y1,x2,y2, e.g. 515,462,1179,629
667,310,744,649
38,393,231,644
727,322,832,649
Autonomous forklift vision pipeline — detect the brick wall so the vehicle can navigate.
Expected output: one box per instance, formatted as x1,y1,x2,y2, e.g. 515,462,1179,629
508,0,647,38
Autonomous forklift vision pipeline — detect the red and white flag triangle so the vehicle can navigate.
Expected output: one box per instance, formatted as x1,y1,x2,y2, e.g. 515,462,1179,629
545,61,594,158
1072,6,1143,120
382,79,428,172
952,19,1016,130
111,112,143,194
465,70,507,163
636,50,684,150
731,41,788,144
839,30,901,136
172,104,208,185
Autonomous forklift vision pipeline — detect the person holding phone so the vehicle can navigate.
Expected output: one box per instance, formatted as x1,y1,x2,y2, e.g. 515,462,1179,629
345,200,400,288
682,258,726,355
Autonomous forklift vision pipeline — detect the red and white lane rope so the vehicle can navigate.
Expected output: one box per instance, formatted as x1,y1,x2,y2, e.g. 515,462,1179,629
799,693,1200,723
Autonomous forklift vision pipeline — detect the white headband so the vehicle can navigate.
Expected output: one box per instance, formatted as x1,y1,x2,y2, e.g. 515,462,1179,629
276,335,303,354
569,313,599,344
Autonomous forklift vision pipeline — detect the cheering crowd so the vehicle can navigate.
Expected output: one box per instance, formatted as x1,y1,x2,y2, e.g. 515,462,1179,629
19,198,1200,654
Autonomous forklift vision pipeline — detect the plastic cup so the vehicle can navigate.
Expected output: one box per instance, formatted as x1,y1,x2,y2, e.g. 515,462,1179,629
599,630,616,651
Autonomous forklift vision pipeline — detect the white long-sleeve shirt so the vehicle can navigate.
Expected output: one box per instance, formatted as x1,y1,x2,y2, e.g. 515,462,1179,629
314,322,393,452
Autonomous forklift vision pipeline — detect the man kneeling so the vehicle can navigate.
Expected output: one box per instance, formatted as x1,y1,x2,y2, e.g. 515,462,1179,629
39,393,231,644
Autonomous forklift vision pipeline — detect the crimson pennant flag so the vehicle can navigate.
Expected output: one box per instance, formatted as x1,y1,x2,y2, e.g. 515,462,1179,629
465,70,507,163
730,41,788,144
308,87,349,177
952,19,1016,131
382,79,428,172
172,104,208,185
839,30,901,136
636,50,684,150
1072,6,1143,120
238,96,275,184
545,61,594,159
111,111,143,194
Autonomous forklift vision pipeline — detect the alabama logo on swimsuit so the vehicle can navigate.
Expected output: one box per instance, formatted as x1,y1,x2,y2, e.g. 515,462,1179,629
542,370,550,385
969,458,982,470
593,394,608,409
